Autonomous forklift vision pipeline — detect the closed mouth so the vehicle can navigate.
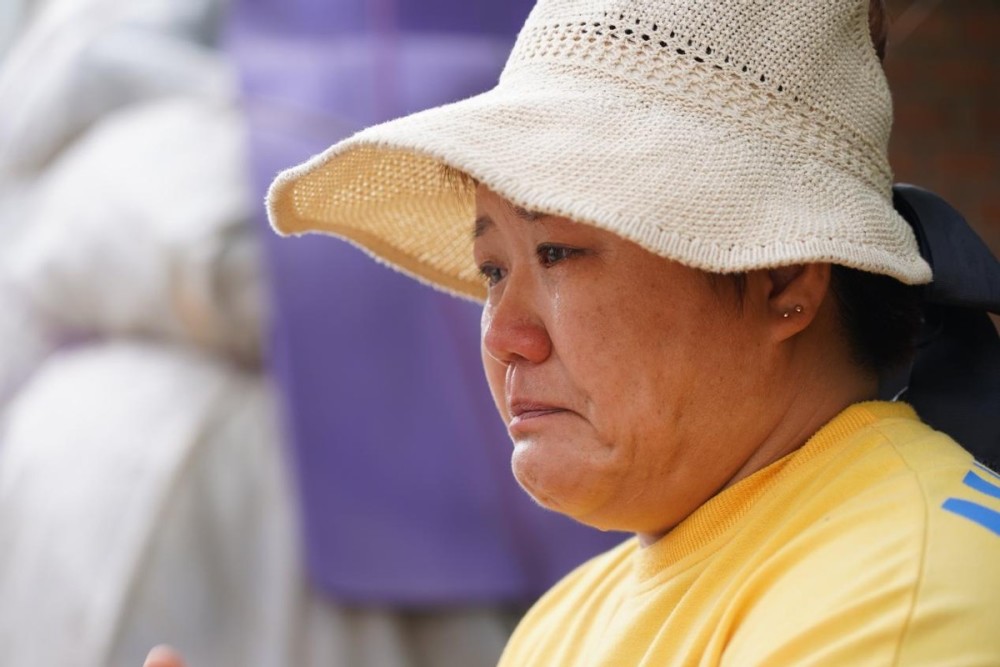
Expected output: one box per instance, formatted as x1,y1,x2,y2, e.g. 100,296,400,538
508,401,570,429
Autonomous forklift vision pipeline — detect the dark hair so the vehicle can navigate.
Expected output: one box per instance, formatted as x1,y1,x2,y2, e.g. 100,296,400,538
828,266,922,374
869,0,888,61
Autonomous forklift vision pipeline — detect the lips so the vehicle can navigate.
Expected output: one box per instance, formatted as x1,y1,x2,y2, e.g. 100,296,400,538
507,399,570,430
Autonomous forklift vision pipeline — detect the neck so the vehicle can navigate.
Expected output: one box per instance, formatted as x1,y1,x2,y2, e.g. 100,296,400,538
724,372,876,493
725,312,879,493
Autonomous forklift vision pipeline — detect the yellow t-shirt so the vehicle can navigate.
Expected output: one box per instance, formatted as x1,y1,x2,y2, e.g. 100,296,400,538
499,402,1000,666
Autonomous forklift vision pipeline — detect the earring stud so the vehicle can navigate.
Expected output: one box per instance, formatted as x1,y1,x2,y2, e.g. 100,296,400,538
782,305,804,318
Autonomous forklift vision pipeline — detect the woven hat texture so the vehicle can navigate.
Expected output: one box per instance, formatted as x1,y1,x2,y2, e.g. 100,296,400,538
267,0,933,300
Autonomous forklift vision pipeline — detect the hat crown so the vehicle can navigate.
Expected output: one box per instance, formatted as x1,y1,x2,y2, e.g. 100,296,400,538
503,0,892,183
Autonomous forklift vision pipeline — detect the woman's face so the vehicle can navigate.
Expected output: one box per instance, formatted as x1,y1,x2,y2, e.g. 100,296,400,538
473,186,781,538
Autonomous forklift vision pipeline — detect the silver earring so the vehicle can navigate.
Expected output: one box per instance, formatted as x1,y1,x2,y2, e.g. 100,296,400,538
782,305,804,318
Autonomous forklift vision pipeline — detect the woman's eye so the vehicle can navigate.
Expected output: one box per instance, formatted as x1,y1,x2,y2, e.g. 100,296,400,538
478,263,505,286
537,245,579,267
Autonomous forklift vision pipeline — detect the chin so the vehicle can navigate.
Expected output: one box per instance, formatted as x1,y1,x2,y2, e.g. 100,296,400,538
511,441,616,525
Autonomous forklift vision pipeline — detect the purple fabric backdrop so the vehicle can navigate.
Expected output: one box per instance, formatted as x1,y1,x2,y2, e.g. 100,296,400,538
225,0,622,605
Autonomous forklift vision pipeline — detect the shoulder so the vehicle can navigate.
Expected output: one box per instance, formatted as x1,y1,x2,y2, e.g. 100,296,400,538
725,409,1000,665
830,408,999,567
773,403,992,549
883,425,1000,664
807,407,1000,595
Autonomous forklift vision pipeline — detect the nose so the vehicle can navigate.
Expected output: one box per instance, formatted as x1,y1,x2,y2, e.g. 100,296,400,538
481,276,552,366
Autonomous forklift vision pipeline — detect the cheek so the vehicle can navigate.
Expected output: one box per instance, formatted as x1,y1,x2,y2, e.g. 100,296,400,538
557,302,713,479
559,302,679,425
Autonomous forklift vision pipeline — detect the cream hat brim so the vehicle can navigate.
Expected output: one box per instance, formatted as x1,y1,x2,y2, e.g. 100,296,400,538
268,60,932,301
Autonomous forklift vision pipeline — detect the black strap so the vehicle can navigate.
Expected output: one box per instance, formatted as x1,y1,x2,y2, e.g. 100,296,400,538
881,185,1000,468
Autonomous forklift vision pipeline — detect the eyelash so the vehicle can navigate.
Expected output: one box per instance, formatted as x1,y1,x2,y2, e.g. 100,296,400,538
537,244,580,267
478,263,505,286
477,244,582,286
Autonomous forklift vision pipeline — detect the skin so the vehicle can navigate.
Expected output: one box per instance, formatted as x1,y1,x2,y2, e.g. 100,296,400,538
473,185,877,543
143,646,185,667
143,186,878,667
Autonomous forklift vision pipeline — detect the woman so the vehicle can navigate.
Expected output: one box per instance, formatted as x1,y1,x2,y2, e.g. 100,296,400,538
149,0,1000,664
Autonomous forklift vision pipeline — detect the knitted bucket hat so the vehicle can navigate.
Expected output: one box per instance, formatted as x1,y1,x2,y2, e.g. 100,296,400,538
267,0,933,300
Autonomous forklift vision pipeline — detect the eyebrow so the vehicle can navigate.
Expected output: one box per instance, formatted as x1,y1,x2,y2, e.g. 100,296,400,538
473,205,544,239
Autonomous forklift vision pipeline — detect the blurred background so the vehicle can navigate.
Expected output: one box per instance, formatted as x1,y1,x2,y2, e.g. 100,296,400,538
885,0,999,256
0,1,996,666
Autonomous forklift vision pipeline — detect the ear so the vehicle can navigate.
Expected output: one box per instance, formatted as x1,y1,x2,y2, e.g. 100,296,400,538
761,264,832,342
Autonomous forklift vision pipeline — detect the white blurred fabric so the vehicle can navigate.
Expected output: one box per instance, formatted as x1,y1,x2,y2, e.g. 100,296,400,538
0,343,300,666
0,0,228,173
5,96,262,362
0,1,519,666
